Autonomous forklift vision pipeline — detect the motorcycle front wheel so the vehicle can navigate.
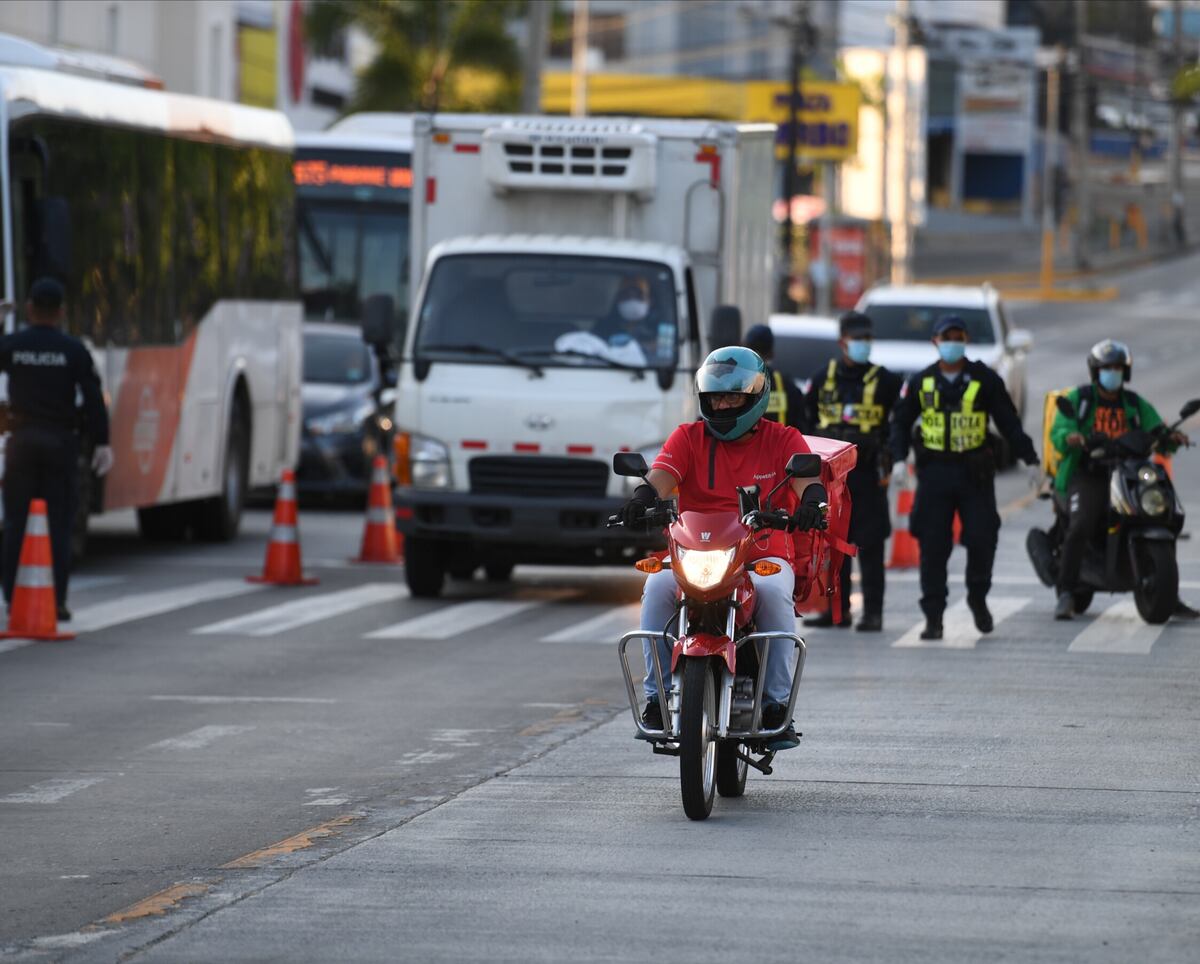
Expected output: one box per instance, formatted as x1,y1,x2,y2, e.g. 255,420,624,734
679,658,717,820
716,742,748,797
1134,541,1178,624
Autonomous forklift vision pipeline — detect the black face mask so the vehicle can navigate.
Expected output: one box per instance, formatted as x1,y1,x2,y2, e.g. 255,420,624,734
699,394,749,436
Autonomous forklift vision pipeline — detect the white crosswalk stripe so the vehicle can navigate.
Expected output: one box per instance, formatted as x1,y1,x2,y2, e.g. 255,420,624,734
74,580,267,633
1067,599,1166,654
540,603,641,644
367,589,578,640
0,777,105,804
892,596,1031,649
193,583,407,637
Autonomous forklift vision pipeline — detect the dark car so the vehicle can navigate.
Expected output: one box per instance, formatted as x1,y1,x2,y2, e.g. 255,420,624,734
297,323,394,501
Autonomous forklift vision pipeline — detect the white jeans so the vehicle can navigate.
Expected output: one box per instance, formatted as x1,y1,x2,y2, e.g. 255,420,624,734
640,557,797,704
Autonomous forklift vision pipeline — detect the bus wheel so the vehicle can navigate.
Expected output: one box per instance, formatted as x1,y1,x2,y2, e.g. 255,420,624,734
138,504,189,542
197,403,249,542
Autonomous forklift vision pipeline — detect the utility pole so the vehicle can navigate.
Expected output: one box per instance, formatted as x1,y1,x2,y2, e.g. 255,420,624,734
1169,0,1186,248
1071,0,1090,268
816,0,838,315
778,0,808,312
1040,47,1062,292
891,0,912,285
571,0,589,117
521,0,550,114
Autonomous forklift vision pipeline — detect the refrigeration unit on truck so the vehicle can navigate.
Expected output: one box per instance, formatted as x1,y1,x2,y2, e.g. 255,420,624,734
361,112,776,597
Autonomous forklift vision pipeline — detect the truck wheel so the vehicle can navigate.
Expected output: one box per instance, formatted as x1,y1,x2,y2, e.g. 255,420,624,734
679,658,717,821
405,537,446,598
196,403,249,542
716,742,748,798
137,504,189,542
1134,541,1177,624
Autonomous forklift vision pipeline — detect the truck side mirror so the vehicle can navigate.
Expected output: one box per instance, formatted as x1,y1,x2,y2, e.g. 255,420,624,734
362,293,396,348
612,452,650,478
708,304,742,351
35,197,71,281
785,453,822,478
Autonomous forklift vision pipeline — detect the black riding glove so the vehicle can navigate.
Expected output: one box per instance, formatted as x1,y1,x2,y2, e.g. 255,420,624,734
790,503,827,532
621,484,658,529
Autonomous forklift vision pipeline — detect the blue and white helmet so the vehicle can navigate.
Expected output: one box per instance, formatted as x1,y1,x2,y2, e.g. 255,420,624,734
696,346,770,441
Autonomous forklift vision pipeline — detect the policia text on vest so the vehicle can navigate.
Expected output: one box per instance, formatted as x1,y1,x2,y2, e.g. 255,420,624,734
804,356,902,626
889,359,1037,630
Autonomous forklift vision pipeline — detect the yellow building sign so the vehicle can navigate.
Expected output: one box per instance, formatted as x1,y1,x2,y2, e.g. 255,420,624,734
540,72,860,162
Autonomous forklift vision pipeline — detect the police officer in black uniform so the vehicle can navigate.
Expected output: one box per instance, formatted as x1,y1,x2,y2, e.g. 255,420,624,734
889,314,1037,640
743,324,805,429
1,278,111,620
802,311,902,630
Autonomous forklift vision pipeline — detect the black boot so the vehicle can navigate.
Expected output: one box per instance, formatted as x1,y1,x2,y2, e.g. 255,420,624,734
761,702,800,751
919,620,943,640
856,612,882,632
1054,592,1074,621
1173,599,1200,620
967,596,993,634
640,698,664,732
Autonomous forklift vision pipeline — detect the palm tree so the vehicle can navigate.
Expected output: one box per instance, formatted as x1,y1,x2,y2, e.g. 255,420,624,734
306,0,525,113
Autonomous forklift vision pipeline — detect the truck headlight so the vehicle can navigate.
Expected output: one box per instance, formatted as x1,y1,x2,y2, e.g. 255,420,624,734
675,547,736,590
1139,486,1168,516
395,431,451,488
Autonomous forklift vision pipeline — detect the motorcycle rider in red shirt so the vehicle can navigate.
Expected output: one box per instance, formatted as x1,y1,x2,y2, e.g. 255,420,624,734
619,347,828,751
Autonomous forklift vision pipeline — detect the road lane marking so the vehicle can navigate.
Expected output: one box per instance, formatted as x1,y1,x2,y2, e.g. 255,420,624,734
0,638,35,655
144,725,254,751
304,796,349,806
149,695,337,704
541,603,641,644
0,776,105,804
893,596,1031,650
70,575,127,593
193,583,407,636
366,589,577,640
1068,599,1165,654
104,883,211,923
221,814,361,869
73,579,266,633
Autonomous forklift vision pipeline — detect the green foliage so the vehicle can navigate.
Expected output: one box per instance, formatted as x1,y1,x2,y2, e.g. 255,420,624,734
306,0,524,113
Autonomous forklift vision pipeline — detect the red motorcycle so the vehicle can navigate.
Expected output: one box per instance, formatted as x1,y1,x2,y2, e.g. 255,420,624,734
610,450,823,820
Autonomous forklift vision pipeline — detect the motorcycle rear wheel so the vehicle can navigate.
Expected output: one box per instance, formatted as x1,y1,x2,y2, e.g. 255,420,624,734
1134,541,1177,624
716,742,748,797
679,659,717,820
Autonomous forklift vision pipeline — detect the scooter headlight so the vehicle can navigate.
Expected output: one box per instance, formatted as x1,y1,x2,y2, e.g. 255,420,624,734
1139,485,1168,516
675,547,736,590
1137,464,1159,484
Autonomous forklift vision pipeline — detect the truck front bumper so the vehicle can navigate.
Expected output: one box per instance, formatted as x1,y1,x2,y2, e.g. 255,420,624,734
396,488,665,565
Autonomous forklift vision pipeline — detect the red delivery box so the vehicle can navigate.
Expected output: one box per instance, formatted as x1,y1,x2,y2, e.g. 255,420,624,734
792,435,858,619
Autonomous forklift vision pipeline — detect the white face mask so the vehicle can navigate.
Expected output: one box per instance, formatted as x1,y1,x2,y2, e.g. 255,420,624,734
617,298,649,322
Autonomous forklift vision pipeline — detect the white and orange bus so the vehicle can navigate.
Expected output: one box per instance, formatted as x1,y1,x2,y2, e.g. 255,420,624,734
0,36,302,552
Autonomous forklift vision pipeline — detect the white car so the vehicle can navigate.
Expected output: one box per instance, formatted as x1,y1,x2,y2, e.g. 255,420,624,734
768,284,1034,420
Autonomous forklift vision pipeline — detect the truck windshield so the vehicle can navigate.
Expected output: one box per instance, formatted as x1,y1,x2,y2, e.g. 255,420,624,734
415,254,679,370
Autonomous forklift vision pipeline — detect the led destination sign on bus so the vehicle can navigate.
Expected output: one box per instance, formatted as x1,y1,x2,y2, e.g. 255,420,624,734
293,149,413,201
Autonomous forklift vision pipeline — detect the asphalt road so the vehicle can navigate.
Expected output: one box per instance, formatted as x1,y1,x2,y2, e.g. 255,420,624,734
3,254,1200,962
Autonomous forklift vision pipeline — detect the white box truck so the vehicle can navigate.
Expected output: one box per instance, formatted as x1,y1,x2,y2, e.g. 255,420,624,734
353,112,776,597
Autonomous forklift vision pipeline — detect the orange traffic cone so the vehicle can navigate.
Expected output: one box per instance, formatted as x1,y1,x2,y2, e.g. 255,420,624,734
1,499,73,641
352,456,403,563
248,470,319,586
887,488,921,570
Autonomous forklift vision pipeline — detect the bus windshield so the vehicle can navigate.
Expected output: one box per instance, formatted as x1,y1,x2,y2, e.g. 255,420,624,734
294,147,411,336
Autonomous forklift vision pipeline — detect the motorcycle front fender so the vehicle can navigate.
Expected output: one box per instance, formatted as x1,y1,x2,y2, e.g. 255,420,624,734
672,633,736,674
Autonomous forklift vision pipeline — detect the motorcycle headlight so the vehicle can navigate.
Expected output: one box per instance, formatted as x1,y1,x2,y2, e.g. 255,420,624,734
1137,464,1159,484
396,431,451,488
1139,485,1168,516
306,400,375,436
675,546,736,590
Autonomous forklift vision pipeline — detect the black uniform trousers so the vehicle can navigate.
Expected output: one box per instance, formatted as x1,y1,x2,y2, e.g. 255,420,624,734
910,458,1000,621
3,427,79,607
1056,472,1108,593
836,465,891,618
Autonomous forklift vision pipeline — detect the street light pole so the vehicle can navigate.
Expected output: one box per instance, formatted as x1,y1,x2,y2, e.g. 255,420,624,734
1041,47,1062,292
1169,0,1186,248
1071,0,1090,268
891,0,912,285
778,0,807,312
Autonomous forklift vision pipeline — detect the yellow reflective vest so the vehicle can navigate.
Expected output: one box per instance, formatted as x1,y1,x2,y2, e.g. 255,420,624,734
816,359,884,434
764,369,788,424
919,374,988,453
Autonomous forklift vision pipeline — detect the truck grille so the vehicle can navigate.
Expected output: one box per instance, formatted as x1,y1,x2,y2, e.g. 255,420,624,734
468,456,608,499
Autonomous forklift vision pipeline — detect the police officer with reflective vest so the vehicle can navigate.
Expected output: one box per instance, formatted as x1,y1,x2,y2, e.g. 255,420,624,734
1,278,112,621
802,311,902,631
743,324,805,429
889,314,1038,640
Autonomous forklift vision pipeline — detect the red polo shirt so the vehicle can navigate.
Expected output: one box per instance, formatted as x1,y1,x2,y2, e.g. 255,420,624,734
652,419,811,562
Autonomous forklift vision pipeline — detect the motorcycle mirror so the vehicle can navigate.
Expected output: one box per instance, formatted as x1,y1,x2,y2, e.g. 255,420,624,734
785,453,822,478
612,452,650,478
1055,395,1078,420
1179,398,1200,421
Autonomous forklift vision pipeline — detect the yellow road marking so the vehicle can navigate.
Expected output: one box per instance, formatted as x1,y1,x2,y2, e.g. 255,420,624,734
519,707,583,737
221,814,361,869
104,883,210,924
